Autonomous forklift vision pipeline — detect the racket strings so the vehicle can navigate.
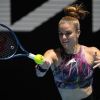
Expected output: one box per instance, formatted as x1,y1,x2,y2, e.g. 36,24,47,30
0,31,17,59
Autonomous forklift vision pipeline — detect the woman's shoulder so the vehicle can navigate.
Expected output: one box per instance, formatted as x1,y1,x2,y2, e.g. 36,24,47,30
81,45,100,56
44,48,60,54
43,48,60,59
44,48,59,54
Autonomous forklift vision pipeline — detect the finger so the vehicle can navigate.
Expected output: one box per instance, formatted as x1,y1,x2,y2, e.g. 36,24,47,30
94,60,100,63
93,63,100,69
94,52,97,57
44,60,51,65
95,56,100,59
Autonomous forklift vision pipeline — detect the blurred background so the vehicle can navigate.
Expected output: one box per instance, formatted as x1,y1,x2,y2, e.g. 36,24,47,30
0,0,100,100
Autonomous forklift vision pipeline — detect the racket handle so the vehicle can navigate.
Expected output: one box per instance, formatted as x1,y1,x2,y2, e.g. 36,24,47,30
28,53,44,64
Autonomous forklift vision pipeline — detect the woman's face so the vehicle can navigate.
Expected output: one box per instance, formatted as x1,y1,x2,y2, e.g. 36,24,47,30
58,22,80,49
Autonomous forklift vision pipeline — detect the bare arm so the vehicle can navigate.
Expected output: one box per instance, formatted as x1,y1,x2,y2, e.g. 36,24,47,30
91,47,100,69
35,49,57,77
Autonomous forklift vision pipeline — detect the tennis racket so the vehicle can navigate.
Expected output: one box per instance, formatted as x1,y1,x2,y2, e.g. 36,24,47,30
0,23,44,64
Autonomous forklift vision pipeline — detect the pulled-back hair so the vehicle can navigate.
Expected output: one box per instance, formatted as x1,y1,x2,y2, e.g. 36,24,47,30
59,4,89,31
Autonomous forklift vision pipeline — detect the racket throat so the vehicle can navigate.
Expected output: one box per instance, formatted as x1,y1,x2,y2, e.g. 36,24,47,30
28,53,35,60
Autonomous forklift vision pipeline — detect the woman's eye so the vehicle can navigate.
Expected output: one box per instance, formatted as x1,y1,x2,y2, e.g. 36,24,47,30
65,31,72,35
59,31,72,36
59,34,63,36
58,32,63,35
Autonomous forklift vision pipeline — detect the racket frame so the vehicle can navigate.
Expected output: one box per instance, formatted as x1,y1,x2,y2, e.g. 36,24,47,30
0,23,34,60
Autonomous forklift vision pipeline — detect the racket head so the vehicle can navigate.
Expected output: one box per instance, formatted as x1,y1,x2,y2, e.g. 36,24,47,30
0,24,18,60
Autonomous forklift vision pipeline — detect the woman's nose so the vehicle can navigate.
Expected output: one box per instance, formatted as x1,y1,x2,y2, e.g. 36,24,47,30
62,34,68,39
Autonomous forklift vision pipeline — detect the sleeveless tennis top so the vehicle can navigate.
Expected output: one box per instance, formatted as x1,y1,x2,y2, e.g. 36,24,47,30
53,46,93,89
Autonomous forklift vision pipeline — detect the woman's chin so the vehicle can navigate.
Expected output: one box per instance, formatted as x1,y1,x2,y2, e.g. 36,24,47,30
62,44,69,49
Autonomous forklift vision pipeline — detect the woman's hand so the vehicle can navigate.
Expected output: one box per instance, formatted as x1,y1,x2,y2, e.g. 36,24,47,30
93,52,100,69
35,58,51,77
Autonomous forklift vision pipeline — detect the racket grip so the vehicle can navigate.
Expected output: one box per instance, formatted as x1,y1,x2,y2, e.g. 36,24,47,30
28,53,44,64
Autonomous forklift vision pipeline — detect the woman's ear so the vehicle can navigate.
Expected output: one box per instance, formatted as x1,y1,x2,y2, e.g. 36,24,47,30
77,30,80,38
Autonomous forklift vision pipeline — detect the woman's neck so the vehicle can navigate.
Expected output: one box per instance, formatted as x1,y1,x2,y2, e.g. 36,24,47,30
64,44,81,54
